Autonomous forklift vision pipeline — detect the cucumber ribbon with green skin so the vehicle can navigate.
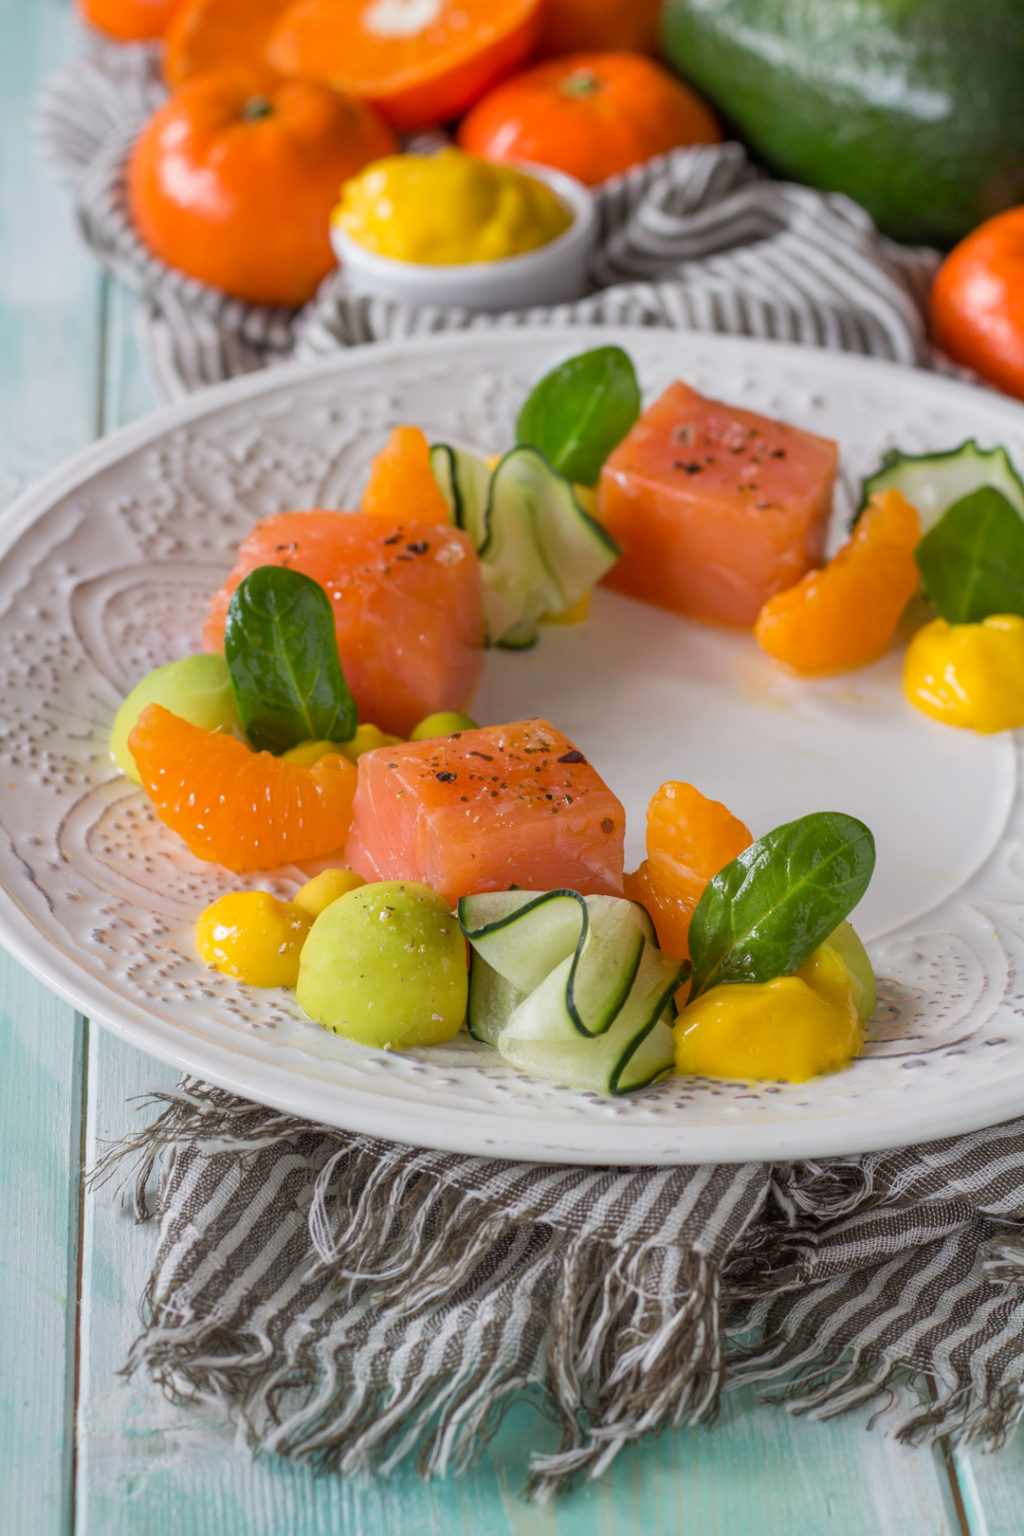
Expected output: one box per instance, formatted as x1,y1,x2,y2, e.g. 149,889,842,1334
856,440,1024,533
458,890,687,1095
431,443,620,649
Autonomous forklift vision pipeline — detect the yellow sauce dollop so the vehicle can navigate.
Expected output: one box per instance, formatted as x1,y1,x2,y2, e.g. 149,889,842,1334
334,149,572,265
674,942,863,1084
282,726,401,765
903,614,1024,733
294,868,365,919
196,891,312,989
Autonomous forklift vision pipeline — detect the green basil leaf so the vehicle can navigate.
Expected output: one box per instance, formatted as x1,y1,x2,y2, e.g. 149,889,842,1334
515,346,641,487
688,812,876,999
224,565,357,755
915,486,1024,623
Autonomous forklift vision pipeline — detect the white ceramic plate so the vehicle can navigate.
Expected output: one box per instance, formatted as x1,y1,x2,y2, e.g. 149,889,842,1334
2,328,1023,1164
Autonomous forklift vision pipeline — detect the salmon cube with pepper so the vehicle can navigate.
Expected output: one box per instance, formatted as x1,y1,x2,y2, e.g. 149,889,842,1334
598,381,838,627
344,718,625,904
204,510,484,738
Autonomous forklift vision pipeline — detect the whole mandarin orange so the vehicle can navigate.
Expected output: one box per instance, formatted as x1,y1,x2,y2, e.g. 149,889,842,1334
128,71,396,306
930,207,1024,401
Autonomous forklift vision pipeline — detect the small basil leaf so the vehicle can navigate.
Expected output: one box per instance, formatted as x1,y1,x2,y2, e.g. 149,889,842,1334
688,812,876,999
224,565,357,755
515,346,641,487
915,486,1024,623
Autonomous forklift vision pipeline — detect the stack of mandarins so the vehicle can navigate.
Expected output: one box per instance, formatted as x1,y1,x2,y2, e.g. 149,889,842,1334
76,0,722,304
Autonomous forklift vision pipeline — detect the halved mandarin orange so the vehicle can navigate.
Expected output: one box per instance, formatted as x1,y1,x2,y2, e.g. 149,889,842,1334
164,0,290,87
129,703,358,871
267,0,544,131
753,489,921,675
76,0,182,41
361,426,452,525
624,782,751,961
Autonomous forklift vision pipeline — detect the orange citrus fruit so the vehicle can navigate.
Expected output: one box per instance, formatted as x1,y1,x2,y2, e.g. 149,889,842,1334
929,207,1024,403
77,0,181,41
361,426,452,526
128,72,397,307
753,488,921,675
267,0,543,132
129,703,358,871
624,782,752,961
164,0,290,87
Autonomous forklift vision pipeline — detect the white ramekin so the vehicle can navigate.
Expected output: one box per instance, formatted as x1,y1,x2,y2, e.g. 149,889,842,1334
330,161,597,312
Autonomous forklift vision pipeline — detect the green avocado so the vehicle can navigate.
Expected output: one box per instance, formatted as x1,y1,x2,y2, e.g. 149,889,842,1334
660,0,1024,246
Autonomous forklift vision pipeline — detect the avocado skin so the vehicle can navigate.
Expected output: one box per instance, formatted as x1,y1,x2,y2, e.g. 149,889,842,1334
660,0,1024,247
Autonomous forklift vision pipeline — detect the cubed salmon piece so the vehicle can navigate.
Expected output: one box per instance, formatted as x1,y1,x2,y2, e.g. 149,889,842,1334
204,511,484,737
599,381,838,627
345,718,625,903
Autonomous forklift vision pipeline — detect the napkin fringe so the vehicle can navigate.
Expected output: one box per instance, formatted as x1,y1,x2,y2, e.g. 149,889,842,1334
91,1085,1024,1494
735,1339,1024,1451
94,1086,726,1499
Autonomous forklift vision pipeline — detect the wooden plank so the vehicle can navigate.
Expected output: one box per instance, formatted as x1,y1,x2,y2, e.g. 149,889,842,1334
101,272,161,427
0,969,84,1535
0,0,105,498
0,2,105,1531
954,1444,1024,1536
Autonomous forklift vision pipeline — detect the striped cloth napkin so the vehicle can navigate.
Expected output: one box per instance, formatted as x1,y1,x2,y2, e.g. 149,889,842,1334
42,49,1024,1497
38,50,939,395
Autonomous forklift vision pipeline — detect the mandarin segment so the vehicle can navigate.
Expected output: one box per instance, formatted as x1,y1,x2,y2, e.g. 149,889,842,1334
110,652,242,785
753,488,921,675
361,426,452,526
624,782,752,960
129,703,358,871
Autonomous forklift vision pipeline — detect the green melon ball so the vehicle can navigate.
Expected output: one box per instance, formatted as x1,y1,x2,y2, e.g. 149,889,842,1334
296,881,468,1050
409,711,479,740
823,920,876,1023
111,654,242,784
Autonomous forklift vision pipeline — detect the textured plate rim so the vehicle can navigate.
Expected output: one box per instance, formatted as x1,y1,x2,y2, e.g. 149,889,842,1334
3,327,1024,1165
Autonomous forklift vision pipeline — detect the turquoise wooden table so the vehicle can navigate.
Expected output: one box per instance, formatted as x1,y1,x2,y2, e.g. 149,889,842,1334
3,4,1023,1531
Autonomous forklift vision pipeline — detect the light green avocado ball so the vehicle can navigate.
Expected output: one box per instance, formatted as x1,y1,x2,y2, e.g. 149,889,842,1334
110,654,243,784
409,711,479,740
823,920,876,1023
296,881,468,1050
